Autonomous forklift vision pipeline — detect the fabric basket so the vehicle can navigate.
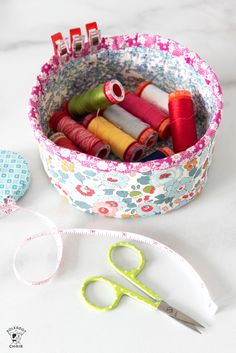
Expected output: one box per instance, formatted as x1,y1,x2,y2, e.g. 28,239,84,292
29,33,223,218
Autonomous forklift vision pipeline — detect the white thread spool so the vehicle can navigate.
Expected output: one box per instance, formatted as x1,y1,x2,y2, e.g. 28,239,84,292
103,105,158,147
136,82,169,114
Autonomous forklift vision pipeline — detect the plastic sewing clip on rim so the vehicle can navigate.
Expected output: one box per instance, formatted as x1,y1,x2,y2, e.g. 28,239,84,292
69,27,84,57
51,32,69,62
86,22,101,52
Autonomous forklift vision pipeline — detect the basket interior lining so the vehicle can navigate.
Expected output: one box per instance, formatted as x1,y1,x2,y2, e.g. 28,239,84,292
38,46,216,158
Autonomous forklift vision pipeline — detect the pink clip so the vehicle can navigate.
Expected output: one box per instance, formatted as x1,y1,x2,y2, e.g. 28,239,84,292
86,22,101,47
69,28,84,56
51,32,68,58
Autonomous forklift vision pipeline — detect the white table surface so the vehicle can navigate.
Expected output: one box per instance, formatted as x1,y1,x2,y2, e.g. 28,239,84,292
0,0,236,352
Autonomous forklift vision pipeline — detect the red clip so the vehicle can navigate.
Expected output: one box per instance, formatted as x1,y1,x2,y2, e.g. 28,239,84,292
86,22,98,36
51,32,68,57
86,22,101,47
69,27,84,55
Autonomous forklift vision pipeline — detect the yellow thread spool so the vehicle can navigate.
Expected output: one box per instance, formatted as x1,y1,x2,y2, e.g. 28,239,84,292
83,115,144,162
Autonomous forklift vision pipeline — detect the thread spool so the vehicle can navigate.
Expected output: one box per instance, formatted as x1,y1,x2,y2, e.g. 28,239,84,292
49,111,110,159
50,132,80,151
83,114,144,162
140,147,174,162
136,81,169,114
119,91,170,140
103,105,158,147
67,80,125,117
168,90,198,153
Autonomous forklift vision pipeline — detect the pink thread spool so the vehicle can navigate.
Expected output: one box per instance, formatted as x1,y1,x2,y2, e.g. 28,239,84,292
49,111,110,159
168,90,198,153
50,132,80,151
119,91,170,140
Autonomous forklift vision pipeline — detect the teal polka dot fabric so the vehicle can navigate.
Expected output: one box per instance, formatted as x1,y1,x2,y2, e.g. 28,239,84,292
0,150,30,204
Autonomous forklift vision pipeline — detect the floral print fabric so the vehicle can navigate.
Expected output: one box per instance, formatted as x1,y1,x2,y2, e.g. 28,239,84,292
29,33,223,218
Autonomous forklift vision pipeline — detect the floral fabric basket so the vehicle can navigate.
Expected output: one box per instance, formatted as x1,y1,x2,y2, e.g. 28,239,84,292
29,33,223,218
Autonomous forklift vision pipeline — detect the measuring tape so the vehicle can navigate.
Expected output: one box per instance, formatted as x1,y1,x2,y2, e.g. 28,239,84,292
0,150,217,317
12,226,217,316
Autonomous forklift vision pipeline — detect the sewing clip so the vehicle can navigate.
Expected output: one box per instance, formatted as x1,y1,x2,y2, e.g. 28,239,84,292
70,27,84,57
51,32,69,60
86,22,101,50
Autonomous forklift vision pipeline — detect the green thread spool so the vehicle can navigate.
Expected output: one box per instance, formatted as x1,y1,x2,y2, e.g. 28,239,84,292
68,80,125,117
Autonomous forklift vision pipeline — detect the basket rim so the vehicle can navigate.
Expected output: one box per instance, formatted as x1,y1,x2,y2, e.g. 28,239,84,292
28,33,223,173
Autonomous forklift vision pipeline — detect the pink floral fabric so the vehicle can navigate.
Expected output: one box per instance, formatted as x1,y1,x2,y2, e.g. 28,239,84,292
28,33,223,218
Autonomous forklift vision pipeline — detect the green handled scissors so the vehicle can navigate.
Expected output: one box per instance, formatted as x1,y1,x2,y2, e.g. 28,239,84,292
81,242,204,333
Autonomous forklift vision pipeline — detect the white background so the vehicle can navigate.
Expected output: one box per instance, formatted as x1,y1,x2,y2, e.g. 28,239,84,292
0,0,236,352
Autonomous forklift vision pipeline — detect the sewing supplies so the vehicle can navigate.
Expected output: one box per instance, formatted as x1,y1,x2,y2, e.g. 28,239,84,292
81,241,205,333
136,81,169,114
103,104,158,147
69,27,84,56
67,80,125,118
11,229,217,334
49,111,110,159
168,90,198,153
51,32,68,58
86,22,101,47
140,147,174,162
0,150,31,205
119,91,170,140
50,132,80,151
0,149,62,284
83,114,144,162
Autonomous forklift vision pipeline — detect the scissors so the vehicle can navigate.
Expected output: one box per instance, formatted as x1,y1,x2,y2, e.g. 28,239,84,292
81,242,205,333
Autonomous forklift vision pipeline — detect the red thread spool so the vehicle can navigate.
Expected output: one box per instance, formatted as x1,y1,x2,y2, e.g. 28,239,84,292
168,90,198,153
49,111,110,159
119,91,170,139
50,132,80,151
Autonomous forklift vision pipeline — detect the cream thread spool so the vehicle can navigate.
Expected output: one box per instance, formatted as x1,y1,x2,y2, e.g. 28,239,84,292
103,105,158,147
136,81,169,114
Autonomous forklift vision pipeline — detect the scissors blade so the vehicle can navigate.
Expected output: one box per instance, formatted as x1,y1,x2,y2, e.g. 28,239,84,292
158,301,205,333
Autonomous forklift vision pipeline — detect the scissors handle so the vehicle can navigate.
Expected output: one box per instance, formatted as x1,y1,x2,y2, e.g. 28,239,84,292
81,276,159,311
107,242,162,304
